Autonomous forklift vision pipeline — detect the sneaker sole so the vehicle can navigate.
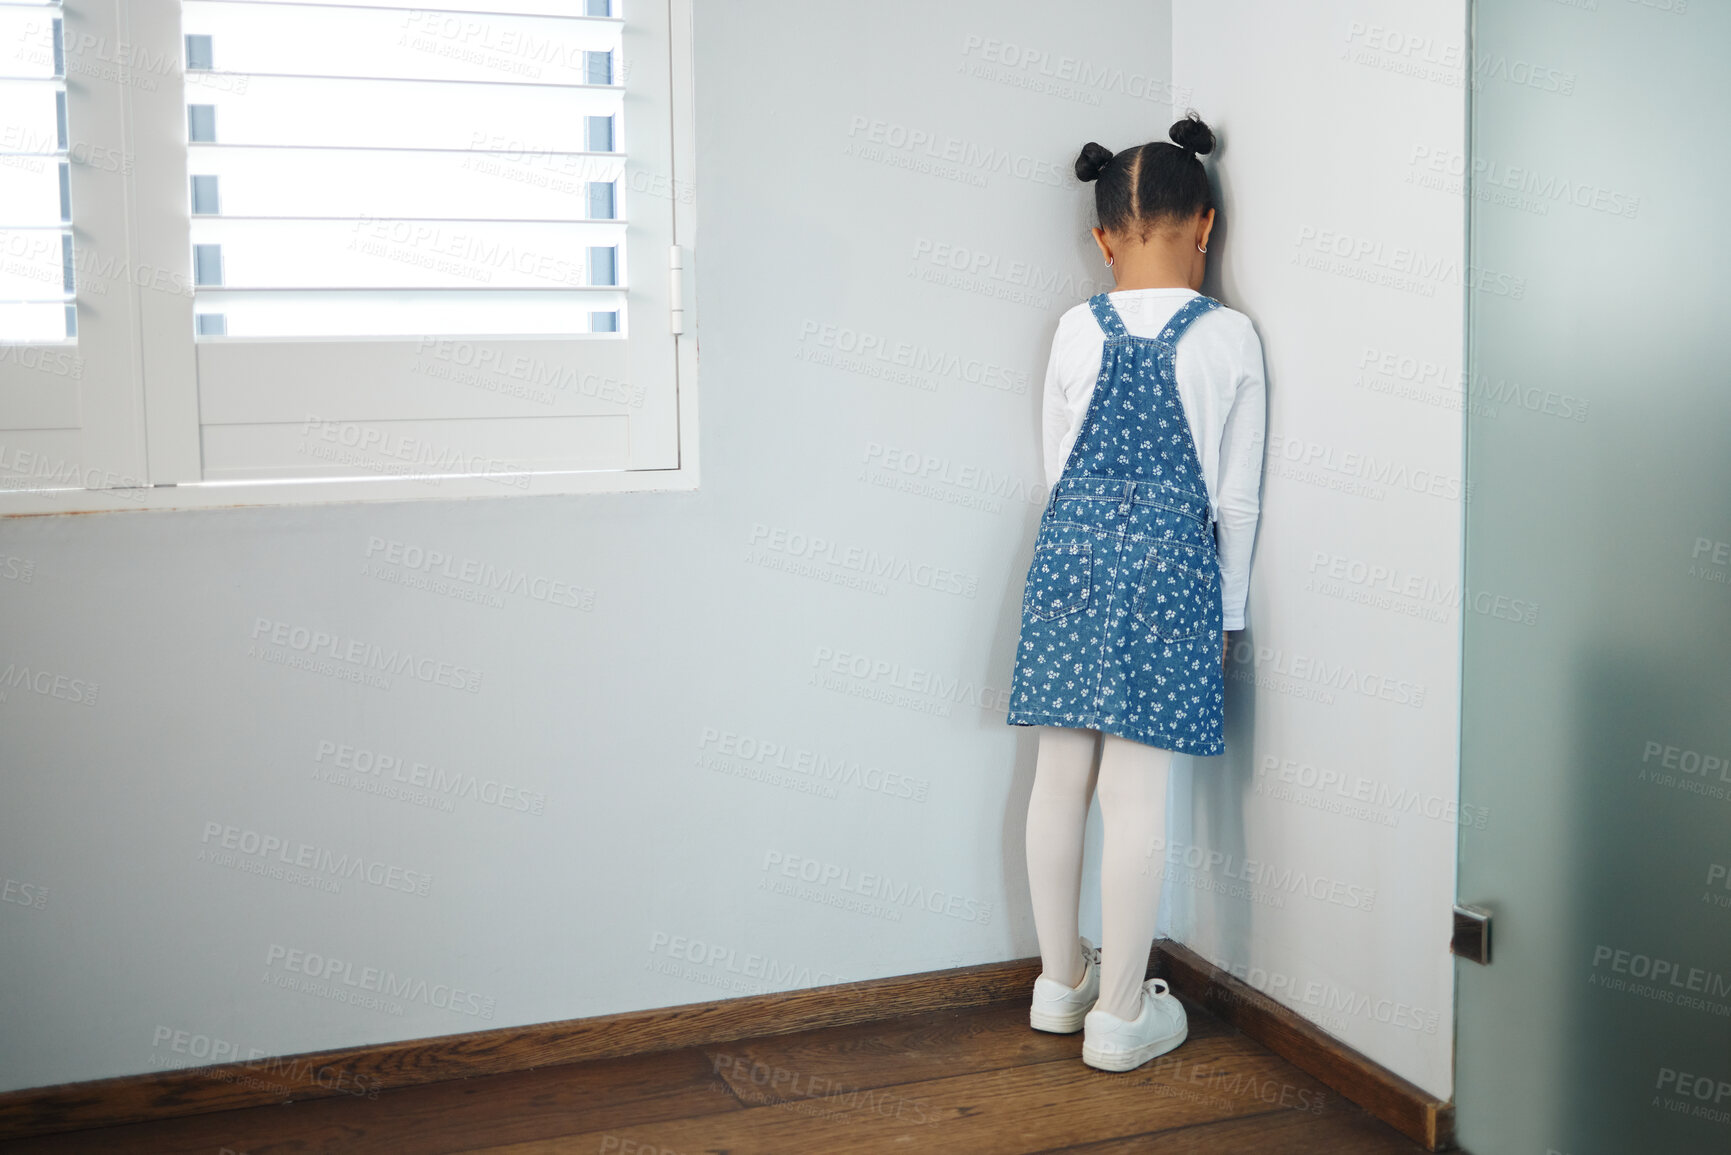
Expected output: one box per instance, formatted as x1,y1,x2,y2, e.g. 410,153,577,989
1029,1004,1094,1033
1081,1021,1188,1071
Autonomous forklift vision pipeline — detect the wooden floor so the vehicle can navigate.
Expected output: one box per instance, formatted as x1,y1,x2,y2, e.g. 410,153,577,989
0,995,1431,1154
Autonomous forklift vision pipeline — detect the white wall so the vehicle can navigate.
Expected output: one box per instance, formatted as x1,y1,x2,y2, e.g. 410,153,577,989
0,0,1179,1092
0,0,1468,1105
1167,0,1466,1098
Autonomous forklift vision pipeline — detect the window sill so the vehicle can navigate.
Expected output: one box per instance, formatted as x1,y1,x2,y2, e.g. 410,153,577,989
0,462,699,518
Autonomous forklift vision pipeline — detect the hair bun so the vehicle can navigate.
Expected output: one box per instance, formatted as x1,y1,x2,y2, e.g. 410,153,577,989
1168,112,1215,157
1074,141,1115,183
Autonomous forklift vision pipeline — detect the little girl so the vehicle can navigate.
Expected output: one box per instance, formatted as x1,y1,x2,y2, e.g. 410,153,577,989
1005,113,1266,1072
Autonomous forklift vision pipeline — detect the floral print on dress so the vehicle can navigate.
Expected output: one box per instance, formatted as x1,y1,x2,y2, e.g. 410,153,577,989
1005,293,1227,756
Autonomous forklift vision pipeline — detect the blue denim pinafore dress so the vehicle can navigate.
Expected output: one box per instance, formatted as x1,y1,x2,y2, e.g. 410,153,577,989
1005,292,1226,755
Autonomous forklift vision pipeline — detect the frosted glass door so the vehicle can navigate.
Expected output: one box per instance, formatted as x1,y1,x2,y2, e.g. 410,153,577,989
1456,2,1731,1153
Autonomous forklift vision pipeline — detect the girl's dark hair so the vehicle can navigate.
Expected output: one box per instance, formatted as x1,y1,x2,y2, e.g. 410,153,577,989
1075,112,1215,238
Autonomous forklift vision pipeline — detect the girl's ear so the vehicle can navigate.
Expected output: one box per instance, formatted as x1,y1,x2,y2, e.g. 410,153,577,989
1196,209,1216,251
1091,227,1114,265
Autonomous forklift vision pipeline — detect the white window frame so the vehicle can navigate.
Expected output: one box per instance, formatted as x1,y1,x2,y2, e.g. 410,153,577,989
0,0,698,517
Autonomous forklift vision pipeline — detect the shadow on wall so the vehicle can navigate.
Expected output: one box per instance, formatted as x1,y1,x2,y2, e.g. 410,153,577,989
1161,121,1261,967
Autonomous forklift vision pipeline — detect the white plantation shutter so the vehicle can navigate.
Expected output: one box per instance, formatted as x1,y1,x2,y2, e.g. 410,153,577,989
0,3,72,345
0,1,193,493
0,0,689,508
175,0,679,481
0,4,71,346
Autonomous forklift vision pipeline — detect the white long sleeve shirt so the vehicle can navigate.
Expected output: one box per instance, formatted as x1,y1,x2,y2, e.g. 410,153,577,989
1041,288,1267,631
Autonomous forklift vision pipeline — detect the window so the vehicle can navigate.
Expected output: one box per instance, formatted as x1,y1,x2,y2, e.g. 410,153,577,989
0,0,697,513
0,3,73,344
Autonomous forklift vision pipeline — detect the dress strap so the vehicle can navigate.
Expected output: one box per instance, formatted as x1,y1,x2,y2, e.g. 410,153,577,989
1087,293,1130,340
1156,294,1222,347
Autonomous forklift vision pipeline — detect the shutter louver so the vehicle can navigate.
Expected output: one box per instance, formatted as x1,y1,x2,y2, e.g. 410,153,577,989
175,0,681,482
2,0,686,505
0,4,75,341
0,0,182,490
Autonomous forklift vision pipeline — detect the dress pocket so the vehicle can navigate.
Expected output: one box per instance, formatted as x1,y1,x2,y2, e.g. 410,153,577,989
1131,544,1218,641
1024,540,1093,622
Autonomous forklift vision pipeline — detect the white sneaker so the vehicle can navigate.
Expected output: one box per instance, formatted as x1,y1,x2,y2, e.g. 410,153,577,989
1028,936,1101,1033
1081,976,1189,1071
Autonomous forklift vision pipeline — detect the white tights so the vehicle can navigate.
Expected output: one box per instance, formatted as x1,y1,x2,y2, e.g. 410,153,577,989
1024,725,1172,1022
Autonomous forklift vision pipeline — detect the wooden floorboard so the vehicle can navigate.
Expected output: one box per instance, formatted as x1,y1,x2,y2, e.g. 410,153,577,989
1156,941,1452,1148
701,1000,1232,1106
0,1048,745,1155
1032,1101,1433,1154
0,997,1430,1155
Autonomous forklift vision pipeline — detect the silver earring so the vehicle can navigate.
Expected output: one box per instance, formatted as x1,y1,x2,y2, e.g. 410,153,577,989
1197,243,1208,254
1105,256,1114,267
